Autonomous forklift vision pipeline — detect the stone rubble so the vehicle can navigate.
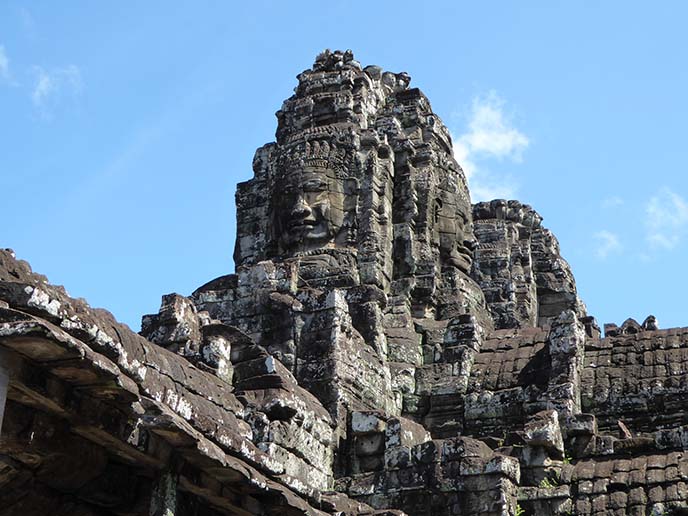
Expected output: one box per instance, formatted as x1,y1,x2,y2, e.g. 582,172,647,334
2,50,688,515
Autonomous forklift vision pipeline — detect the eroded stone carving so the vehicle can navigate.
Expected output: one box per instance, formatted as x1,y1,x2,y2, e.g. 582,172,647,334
272,137,359,256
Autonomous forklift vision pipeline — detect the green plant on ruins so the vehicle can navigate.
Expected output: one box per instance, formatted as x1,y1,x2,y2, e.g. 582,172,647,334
539,476,558,489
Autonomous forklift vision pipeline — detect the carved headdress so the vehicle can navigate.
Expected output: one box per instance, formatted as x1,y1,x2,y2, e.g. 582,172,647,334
274,129,359,181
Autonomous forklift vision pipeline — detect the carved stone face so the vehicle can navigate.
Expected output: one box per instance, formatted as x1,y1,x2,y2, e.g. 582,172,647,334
435,198,474,274
274,167,347,254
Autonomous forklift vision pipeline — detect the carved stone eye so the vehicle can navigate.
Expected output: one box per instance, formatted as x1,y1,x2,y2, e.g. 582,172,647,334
302,179,327,193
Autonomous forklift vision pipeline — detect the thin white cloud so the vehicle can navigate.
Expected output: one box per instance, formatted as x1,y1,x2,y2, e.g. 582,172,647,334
645,188,688,250
452,91,529,202
31,65,83,115
602,196,624,208
458,92,529,160
594,230,621,259
0,45,9,81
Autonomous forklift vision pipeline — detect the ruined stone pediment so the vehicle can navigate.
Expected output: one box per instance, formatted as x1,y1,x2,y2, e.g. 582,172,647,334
2,50,688,516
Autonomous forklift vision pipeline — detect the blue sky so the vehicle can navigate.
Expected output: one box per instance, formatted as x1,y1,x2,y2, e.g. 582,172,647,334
2,2,688,332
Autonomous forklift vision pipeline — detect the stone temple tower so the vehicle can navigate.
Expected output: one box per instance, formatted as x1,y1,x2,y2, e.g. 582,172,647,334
192,49,497,428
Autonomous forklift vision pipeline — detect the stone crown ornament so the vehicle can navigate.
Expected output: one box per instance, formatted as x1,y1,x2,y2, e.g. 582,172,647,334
279,138,350,179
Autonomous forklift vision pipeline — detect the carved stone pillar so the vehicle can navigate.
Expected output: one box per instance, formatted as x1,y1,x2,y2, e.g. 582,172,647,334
546,310,586,419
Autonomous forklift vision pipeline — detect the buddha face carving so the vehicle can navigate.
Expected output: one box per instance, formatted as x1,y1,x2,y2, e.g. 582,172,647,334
274,167,357,254
435,195,475,274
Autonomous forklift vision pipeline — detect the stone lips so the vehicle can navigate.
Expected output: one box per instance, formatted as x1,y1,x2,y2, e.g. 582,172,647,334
1,50,687,516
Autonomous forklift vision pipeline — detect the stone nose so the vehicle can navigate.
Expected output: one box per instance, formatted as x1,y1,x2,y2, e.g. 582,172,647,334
291,195,312,218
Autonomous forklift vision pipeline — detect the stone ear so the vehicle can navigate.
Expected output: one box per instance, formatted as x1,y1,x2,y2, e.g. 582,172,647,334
344,178,359,196
344,178,359,213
